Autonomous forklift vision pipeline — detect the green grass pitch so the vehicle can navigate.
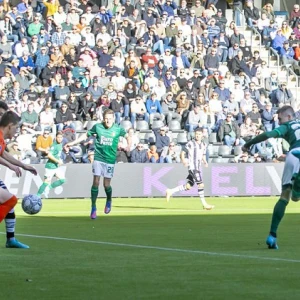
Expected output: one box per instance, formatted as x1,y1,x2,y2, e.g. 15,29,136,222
2,197,300,300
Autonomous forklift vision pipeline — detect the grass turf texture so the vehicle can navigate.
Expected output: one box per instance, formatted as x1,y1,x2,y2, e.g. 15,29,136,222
2,197,300,300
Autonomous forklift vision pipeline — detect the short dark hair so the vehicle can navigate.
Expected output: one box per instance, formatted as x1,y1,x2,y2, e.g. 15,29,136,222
0,101,8,111
194,127,203,133
0,111,21,127
277,105,295,118
56,131,63,137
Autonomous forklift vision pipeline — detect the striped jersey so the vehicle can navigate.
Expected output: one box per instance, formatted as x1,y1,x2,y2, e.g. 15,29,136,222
184,140,206,171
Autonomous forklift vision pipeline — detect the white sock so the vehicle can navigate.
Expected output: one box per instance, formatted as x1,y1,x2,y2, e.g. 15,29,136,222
198,189,208,206
5,208,16,240
170,185,186,195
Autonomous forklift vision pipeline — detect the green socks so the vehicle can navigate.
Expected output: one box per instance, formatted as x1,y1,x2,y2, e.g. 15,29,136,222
270,198,288,237
90,186,112,209
91,186,99,209
105,186,112,202
37,182,49,196
37,180,66,197
50,179,66,189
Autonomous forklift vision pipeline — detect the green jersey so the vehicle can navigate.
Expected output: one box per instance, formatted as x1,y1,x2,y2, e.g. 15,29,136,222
274,120,300,150
45,141,63,169
87,123,126,164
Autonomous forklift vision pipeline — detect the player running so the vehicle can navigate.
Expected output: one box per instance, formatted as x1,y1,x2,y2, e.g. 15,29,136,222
66,109,126,219
165,127,214,210
37,131,66,198
0,111,37,248
243,105,300,249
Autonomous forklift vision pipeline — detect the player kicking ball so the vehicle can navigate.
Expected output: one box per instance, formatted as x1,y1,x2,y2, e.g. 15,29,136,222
0,111,37,248
37,132,66,199
243,105,300,250
165,128,214,210
66,109,126,219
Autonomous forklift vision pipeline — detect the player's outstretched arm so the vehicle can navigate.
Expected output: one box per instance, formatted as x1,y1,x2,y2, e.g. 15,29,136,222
1,151,37,175
242,130,280,152
66,133,88,148
0,155,22,177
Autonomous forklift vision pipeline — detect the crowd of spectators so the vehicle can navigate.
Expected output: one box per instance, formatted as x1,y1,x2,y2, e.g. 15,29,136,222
0,0,299,164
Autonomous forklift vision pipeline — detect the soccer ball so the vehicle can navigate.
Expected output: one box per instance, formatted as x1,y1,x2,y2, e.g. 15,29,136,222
22,194,42,215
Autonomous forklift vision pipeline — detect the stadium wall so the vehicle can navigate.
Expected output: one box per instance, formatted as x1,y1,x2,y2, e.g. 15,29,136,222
1,164,283,198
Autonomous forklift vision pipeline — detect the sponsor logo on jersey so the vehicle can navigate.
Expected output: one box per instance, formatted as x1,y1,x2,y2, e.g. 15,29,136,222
100,136,113,146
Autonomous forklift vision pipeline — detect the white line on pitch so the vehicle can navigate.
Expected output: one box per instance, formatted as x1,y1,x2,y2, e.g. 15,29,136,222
1,232,300,264
15,208,300,215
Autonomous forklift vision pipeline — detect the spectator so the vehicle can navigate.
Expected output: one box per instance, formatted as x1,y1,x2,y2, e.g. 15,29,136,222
81,135,95,164
16,125,37,162
39,104,55,131
146,92,164,126
159,142,181,163
21,102,40,132
261,102,277,131
147,144,159,163
130,96,149,128
153,126,170,154
161,92,182,126
273,83,295,107
185,105,202,139
55,103,75,131
247,103,262,127
214,79,230,102
131,143,148,163
35,128,53,162
244,0,260,28
217,113,245,147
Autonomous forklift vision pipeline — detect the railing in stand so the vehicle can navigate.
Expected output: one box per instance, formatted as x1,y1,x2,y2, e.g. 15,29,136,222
268,47,280,76
250,26,261,52
286,66,299,103
235,7,246,30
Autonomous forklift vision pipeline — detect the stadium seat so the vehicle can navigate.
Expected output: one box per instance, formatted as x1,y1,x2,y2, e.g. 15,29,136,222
168,120,182,132
207,144,218,158
171,132,179,144
145,132,156,144
209,132,218,144
86,121,98,131
152,120,164,130
218,145,234,158
177,132,188,145
211,157,223,163
120,120,133,132
72,120,84,131
75,132,87,140
234,146,243,156
136,120,149,131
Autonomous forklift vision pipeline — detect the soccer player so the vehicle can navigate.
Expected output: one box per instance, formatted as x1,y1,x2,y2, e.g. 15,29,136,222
66,109,126,219
37,131,66,198
165,128,215,210
0,110,37,248
243,105,300,249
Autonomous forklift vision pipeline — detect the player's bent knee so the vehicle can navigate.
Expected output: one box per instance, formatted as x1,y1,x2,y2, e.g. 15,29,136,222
281,186,292,202
291,196,300,202
186,182,192,190
197,182,204,189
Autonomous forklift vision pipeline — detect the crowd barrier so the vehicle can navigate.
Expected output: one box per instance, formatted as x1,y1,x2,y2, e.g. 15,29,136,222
1,163,283,198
